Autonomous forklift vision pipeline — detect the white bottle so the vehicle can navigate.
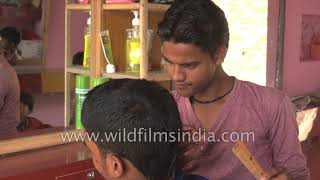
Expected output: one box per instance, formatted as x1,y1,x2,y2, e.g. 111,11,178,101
132,11,140,38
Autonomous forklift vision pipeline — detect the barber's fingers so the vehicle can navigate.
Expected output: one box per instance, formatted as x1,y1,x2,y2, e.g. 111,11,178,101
261,167,288,180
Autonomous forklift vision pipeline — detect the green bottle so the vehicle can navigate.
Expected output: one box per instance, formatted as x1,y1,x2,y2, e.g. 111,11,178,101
90,77,108,89
75,75,90,129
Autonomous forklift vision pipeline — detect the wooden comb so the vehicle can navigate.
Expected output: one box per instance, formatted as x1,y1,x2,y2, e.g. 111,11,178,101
232,141,266,179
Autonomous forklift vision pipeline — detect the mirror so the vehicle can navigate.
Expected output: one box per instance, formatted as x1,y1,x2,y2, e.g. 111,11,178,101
0,0,85,142
0,0,65,141
0,0,90,154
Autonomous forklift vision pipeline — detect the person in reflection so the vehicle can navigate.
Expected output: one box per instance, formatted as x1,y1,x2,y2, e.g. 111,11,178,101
0,27,22,66
17,92,52,132
81,79,208,180
0,27,20,138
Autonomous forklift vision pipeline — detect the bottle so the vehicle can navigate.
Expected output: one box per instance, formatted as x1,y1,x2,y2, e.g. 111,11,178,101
75,75,90,129
126,11,141,72
83,14,91,69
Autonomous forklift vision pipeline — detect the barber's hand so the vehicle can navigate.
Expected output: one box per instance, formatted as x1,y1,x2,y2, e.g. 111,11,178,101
178,127,206,167
260,167,288,180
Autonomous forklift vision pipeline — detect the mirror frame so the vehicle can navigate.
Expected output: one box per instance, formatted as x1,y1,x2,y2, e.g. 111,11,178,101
0,129,84,155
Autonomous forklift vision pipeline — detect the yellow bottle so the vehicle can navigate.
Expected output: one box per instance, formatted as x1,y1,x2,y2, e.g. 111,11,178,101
126,11,140,73
126,29,140,72
83,15,91,69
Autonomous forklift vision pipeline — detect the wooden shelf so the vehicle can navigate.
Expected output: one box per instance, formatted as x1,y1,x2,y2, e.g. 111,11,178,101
102,71,170,81
66,3,90,10
102,3,169,12
103,3,139,11
15,58,42,65
66,66,90,75
66,3,170,12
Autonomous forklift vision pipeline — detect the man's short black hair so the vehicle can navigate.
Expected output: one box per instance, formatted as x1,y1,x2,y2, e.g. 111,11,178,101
20,91,34,112
0,27,21,46
81,79,181,180
157,0,229,57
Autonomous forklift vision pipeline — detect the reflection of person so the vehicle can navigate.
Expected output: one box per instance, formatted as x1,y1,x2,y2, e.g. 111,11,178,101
0,28,20,138
81,79,208,180
157,0,309,179
17,92,52,132
0,27,21,66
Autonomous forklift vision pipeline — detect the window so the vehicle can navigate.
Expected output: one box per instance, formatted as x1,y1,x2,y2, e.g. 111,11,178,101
215,0,268,86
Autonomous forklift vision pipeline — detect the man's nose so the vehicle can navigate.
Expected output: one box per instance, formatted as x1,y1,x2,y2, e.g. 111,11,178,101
171,65,185,82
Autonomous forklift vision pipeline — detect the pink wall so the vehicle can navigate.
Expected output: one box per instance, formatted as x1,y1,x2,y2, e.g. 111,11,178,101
283,0,320,96
45,1,88,69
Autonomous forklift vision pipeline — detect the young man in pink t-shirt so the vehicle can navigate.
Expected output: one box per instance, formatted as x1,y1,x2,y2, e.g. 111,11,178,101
157,0,309,179
0,27,20,138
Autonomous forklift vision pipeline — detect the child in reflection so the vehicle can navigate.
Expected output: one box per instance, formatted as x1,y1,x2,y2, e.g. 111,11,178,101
17,92,52,132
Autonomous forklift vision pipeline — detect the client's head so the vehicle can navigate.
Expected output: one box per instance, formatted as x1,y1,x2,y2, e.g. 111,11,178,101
81,79,181,180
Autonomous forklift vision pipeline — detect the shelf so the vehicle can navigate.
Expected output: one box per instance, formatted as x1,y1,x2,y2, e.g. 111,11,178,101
66,66,90,75
102,71,170,81
102,3,170,12
15,58,42,65
66,3,90,11
103,3,139,11
66,3,169,12
66,3,170,12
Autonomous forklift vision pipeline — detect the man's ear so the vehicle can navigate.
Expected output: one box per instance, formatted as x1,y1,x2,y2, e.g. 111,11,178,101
104,154,125,178
214,46,227,65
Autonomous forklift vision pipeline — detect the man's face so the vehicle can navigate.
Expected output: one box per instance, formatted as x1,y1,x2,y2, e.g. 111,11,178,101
85,140,144,180
161,41,218,97
0,36,15,60
85,140,109,179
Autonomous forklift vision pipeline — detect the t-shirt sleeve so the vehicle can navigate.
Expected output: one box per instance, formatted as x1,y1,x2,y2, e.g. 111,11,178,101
0,74,8,110
268,96,310,180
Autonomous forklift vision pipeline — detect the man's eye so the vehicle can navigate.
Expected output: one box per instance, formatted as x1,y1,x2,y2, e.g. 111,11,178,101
182,64,196,69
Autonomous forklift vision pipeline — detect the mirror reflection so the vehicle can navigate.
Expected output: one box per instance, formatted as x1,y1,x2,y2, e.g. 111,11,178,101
0,0,74,140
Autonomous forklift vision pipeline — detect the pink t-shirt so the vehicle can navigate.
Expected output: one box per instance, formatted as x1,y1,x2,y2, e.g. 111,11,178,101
173,79,309,180
0,54,20,138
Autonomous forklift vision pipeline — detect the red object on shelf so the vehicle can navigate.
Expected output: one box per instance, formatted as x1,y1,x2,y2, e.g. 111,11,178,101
105,0,134,3
77,0,90,4
310,44,320,60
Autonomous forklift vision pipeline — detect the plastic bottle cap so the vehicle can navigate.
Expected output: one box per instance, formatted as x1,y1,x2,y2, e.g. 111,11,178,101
106,64,115,73
132,11,139,26
87,16,91,25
